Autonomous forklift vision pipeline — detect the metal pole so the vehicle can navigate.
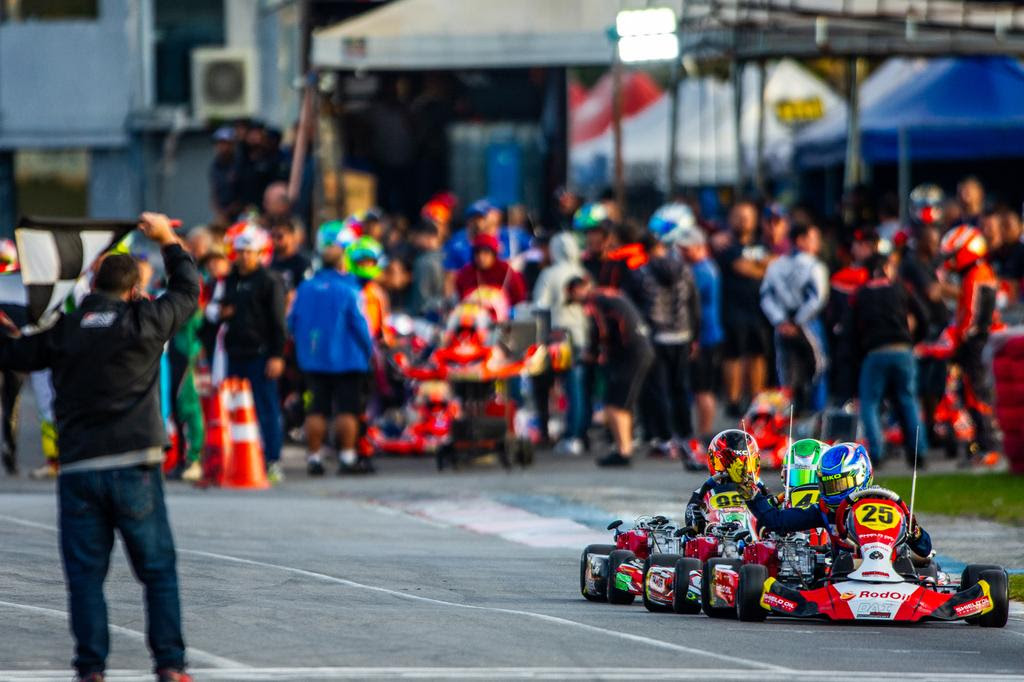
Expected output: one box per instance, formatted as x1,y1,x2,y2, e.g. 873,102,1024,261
898,126,910,225
732,59,744,196
843,57,862,191
667,50,681,198
755,60,767,197
612,45,626,211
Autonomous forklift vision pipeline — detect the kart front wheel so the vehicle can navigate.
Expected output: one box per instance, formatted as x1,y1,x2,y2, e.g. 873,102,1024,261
580,544,617,602
672,557,702,614
736,564,769,622
607,549,637,605
642,553,679,613
961,563,1006,626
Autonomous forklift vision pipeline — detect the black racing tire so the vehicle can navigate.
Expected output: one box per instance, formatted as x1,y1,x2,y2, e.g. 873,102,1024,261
672,557,703,614
580,544,617,602
702,557,741,618
642,553,680,613
736,563,769,622
961,563,1005,625
517,438,535,467
607,549,637,605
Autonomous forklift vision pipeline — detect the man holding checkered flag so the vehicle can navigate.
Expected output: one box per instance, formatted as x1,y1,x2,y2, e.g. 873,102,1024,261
0,213,199,682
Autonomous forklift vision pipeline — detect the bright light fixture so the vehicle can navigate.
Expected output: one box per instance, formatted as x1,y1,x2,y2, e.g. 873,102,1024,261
618,34,679,63
616,7,677,38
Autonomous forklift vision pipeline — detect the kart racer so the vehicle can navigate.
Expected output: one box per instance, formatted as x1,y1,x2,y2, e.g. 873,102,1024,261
683,429,768,533
735,442,933,558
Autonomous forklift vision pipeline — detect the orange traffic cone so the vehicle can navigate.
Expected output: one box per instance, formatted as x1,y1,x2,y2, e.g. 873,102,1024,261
201,380,234,485
163,419,180,475
223,377,269,489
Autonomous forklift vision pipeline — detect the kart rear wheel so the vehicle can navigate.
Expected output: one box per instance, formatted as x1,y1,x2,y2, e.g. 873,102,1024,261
607,549,637,605
516,438,534,468
961,564,1005,626
642,553,679,613
702,558,740,618
736,564,769,622
580,544,617,602
672,557,702,614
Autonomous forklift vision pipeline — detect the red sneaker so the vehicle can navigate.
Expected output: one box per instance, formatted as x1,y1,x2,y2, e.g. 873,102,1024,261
156,670,193,682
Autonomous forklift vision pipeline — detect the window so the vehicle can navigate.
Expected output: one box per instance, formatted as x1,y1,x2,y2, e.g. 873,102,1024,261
1,0,98,21
154,0,224,105
14,150,89,218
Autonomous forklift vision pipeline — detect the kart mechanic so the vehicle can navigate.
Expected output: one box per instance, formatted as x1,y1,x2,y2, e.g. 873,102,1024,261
735,442,933,558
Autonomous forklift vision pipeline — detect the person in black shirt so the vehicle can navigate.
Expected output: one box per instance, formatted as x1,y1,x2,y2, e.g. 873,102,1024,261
852,253,929,466
269,219,311,297
209,127,240,224
716,201,772,417
567,276,654,468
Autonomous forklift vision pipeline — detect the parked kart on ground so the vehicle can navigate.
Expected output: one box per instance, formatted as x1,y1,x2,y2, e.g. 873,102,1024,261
736,487,1009,626
579,515,683,605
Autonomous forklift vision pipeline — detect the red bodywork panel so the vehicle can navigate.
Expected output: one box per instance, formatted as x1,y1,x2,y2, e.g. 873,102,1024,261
616,530,651,560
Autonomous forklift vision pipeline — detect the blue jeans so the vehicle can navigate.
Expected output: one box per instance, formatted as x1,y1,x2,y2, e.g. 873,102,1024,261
228,355,283,464
59,466,184,675
562,362,586,440
859,347,928,463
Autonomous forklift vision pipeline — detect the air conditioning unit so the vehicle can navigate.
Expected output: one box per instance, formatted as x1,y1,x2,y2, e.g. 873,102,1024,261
191,47,258,121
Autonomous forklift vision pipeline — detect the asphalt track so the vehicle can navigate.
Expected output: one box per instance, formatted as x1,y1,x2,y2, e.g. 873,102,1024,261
2,446,1024,682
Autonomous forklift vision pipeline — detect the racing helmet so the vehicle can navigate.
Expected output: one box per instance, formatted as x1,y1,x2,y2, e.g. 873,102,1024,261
648,202,696,242
817,443,873,508
572,202,610,231
345,236,382,281
0,239,18,273
783,438,827,490
909,183,944,227
940,224,987,272
707,429,761,482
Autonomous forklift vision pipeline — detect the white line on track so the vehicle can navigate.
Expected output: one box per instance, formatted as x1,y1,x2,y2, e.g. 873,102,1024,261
1,667,1023,681
0,600,245,669
179,548,789,672
1,513,786,672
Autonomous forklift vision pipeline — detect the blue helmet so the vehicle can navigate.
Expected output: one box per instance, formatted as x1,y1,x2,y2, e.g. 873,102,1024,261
817,443,873,508
648,202,695,242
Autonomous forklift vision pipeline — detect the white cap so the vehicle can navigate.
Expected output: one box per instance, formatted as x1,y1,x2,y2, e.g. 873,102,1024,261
233,228,268,252
664,225,706,247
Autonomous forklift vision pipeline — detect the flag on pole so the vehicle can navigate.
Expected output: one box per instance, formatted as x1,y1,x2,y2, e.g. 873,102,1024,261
5,216,135,329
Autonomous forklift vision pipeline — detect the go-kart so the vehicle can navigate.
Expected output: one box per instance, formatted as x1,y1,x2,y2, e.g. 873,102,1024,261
579,515,683,605
630,490,759,616
744,390,792,469
736,487,1009,626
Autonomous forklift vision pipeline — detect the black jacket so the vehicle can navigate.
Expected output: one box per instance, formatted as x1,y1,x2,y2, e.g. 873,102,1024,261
850,277,927,358
0,244,200,465
221,266,287,359
646,253,700,344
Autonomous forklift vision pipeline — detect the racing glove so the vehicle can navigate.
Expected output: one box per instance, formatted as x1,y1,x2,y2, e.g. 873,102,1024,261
908,514,923,542
735,472,759,501
684,503,705,533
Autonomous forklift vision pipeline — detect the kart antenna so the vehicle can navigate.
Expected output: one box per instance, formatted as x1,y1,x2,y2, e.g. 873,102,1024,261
908,424,920,524
784,404,794,506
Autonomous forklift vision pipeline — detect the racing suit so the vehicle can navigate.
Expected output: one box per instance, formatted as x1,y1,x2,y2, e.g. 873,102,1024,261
743,489,933,558
684,473,769,532
952,260,1001,457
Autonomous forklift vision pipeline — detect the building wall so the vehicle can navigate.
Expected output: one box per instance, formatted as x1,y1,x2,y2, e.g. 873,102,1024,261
0,0,143,149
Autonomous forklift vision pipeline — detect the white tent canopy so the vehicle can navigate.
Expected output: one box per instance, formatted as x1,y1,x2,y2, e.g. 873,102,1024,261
570,59,842,188
312,0,667,70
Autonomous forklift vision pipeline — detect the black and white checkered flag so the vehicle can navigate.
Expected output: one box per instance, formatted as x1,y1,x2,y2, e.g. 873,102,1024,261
11,216,135,327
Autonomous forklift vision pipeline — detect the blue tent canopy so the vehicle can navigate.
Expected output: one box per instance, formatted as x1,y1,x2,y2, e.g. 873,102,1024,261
795,57,1024,168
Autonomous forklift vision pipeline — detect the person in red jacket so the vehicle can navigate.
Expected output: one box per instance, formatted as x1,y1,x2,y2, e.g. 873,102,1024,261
454,233,527,311
940,224,1003,468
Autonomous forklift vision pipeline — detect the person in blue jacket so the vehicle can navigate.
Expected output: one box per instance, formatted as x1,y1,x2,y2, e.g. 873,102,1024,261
736,442,933,559
288,237,374,475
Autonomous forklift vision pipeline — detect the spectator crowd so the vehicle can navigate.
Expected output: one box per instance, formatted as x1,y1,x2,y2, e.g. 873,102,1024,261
3,122,1014,481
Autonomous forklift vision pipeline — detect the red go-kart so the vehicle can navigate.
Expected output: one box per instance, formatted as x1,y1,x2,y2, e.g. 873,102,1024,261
736,488,1009,626
579,515,683,605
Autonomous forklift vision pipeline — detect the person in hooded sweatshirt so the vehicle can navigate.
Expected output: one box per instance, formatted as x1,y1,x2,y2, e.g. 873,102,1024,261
641,230,701,458
454,233,527,307
533,232,589,455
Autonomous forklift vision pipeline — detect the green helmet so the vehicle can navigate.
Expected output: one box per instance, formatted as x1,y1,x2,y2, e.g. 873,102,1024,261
783,438,827,507
572,202,610,231
345,236,382,281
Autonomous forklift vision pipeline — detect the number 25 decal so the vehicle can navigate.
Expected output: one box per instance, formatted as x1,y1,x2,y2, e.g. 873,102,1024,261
855,503,899,530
